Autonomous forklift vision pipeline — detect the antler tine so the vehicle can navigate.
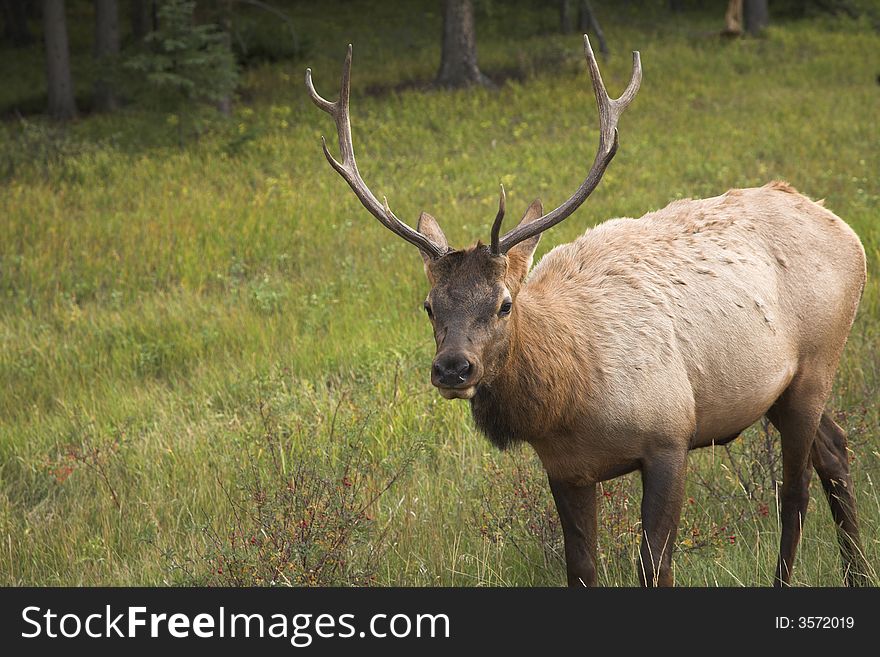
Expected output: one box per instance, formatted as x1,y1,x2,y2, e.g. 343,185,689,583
617,50,642,109
490,183,506,255
305,45,447,259
497,35,642,254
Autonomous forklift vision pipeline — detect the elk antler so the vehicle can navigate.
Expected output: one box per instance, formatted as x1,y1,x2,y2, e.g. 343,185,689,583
492,35,642,255
489,183,506,255
305,45,448,259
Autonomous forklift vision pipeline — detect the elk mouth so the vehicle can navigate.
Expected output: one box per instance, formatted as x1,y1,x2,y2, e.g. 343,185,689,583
436,384,478,400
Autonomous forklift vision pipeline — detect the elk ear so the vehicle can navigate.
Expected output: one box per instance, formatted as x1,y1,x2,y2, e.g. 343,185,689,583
417,212,448,271
507,200,543,283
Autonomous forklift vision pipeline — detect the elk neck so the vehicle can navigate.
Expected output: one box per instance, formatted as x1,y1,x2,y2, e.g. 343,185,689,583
469,286,579,450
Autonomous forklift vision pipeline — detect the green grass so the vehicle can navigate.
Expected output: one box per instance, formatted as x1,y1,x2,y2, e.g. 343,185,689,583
1,1,878,586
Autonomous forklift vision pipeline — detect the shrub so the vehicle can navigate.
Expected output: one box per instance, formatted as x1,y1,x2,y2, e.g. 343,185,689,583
175,391,414,586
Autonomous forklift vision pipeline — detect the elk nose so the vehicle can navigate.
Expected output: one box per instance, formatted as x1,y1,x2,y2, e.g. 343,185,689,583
433,355,473,387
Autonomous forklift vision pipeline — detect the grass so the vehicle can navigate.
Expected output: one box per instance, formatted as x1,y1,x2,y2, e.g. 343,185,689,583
0,1,878,586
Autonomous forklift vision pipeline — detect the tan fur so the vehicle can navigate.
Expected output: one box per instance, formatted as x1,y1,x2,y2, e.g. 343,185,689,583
421,182,868,586
504,183,865,481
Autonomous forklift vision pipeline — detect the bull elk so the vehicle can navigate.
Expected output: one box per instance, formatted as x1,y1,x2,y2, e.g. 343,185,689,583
306,37,869,586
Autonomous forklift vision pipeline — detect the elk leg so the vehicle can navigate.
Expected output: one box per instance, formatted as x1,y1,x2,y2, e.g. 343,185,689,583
549,478,597,587
766,385,822,587
811,412,869,586
638,450,687,587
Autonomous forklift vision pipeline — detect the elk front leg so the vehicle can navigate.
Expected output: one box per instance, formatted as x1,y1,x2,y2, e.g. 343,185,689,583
638,450,688,587
549,478,598,587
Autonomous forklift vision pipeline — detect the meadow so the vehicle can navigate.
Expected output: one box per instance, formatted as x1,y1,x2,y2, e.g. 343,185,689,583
1,1,878,586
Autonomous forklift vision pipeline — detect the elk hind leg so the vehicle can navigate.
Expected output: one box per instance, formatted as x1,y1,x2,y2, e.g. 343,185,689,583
766,378,826,587
812,412,869,586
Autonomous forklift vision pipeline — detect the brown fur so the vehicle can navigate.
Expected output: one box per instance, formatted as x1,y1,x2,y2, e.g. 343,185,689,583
420,182,868,587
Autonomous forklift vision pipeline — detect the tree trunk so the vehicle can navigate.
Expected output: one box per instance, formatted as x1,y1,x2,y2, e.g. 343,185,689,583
560,0,574,33
1,0,34,46
578,0,608,57
723,0,743,36
216,0,232,115
436,0,490,88
94,0,119,112
43,0,77,120
743,0,769,35
130,0,153,41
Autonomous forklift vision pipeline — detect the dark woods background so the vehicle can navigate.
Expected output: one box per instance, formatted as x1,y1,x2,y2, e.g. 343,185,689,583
4,1,878,121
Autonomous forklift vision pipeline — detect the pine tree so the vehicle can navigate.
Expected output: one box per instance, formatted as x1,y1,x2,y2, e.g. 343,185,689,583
125,0,237,140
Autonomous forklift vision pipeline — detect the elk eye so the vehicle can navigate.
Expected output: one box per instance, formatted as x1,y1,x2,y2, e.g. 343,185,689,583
423,301,433,318
499,299,512,316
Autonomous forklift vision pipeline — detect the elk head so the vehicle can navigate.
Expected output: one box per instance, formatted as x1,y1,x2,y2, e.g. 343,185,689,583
306,37,641,399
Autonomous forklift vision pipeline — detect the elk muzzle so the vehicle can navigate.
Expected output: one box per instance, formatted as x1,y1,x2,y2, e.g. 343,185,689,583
432,351,480,399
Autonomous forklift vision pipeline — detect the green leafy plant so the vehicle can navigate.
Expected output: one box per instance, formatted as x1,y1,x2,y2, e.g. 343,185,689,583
125,0,238,142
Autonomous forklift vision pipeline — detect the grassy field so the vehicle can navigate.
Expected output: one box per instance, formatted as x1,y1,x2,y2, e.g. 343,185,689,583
1,1,878,586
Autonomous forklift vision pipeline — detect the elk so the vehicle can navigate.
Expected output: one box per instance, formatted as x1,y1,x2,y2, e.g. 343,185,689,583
306,37,869,587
